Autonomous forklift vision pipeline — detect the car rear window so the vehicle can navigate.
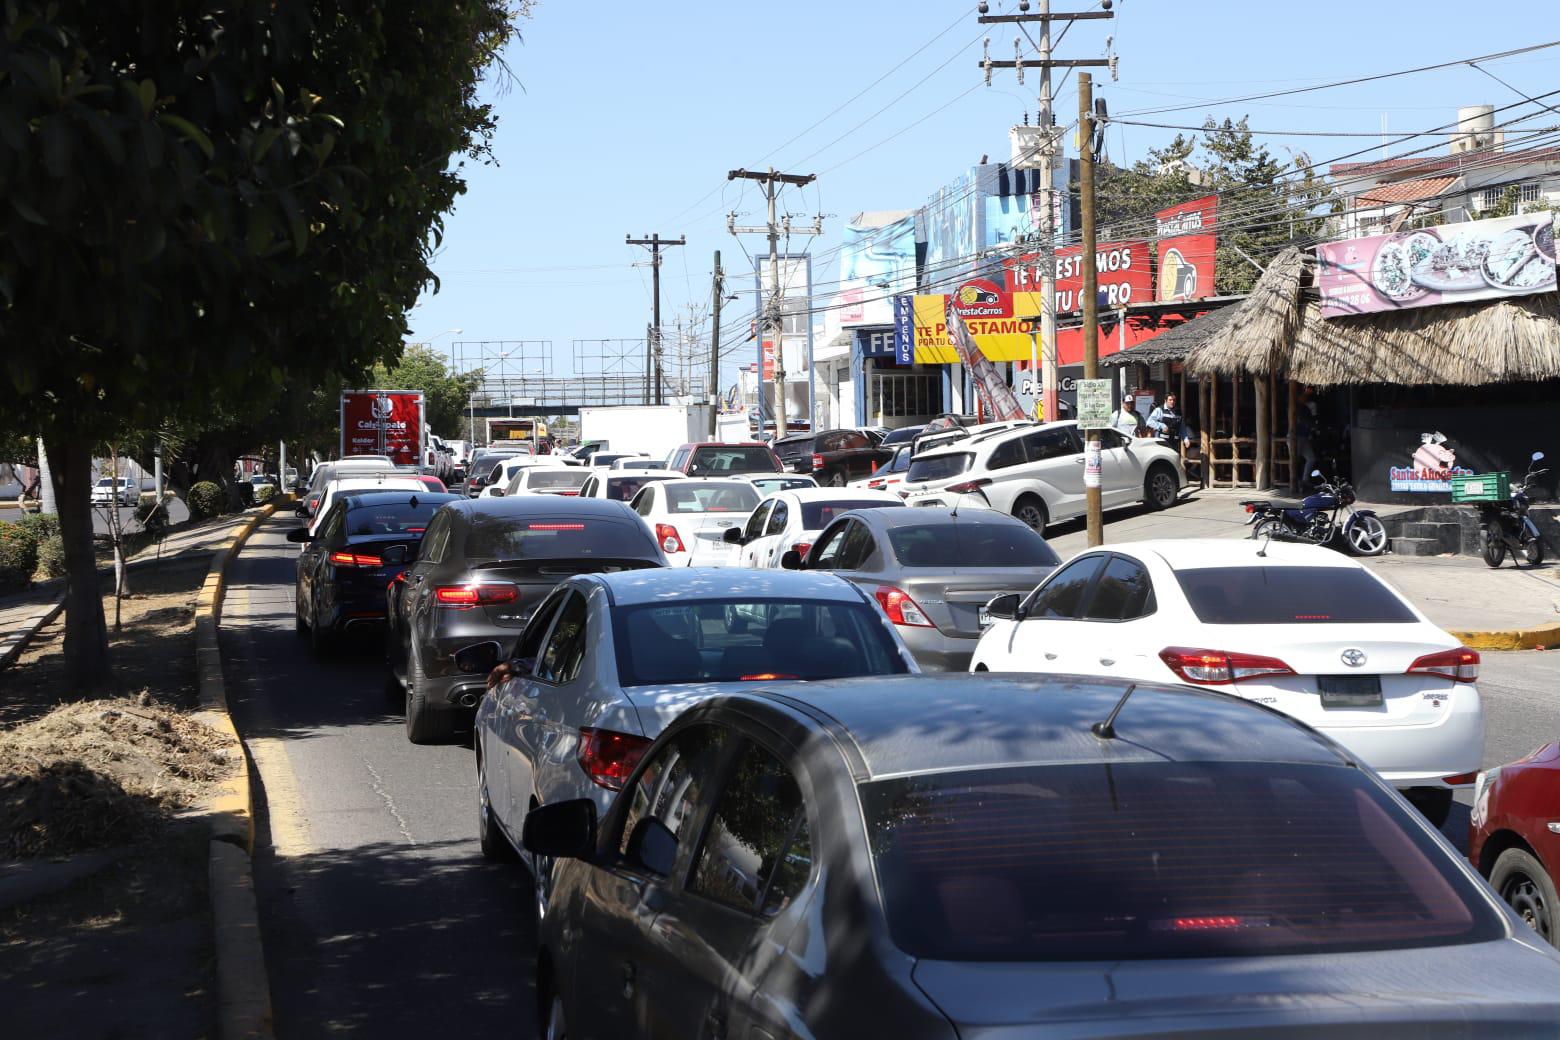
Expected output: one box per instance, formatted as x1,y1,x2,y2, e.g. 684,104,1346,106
752,477,816,493
861,761,1501,962
689,446,781,475
907,453,972,483
612,599,909,686
801,500,900,529
526,470,588,491
887,521,1060,568
463,516,657,562
665,484,759,513
345,503,447,535
605,476,672,502
1174,566,1417,624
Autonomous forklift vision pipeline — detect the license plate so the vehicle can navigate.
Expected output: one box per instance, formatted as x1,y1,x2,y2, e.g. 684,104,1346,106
1318,675,1383,707
977,606,991,628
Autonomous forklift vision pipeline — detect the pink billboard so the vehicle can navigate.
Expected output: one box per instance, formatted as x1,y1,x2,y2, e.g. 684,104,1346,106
1316,212,1556,319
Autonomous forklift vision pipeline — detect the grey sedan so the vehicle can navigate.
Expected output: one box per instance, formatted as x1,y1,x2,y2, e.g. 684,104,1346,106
524,674,1560,1039
779,505,1059,671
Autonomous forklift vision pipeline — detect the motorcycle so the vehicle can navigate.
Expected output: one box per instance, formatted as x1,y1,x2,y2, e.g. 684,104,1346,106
1241,471,1389,557
1478,452,1547,569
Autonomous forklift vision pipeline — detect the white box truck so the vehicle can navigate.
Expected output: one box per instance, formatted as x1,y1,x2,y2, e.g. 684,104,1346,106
578,404,714,463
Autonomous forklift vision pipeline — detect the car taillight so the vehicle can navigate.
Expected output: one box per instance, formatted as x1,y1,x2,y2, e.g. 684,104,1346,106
308,499,319,514
576,727,652,790
655,523,685,553
811,453,825,470
874,586,934,627
434,584,519,607
946,477,992,495
1407,647,1480,682
740,673,800,681
790,541,812,558
1158,646,1296,684
328,551,383,568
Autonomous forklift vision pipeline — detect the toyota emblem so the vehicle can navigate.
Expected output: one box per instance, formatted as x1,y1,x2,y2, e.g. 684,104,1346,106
1340,649,1367,668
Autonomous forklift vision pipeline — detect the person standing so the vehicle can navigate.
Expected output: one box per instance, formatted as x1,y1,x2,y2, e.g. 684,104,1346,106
1147,393,1182,443
1110,393,1146,438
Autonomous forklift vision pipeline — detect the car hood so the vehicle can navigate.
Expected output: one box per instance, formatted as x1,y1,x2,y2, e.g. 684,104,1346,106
912,937,1560,1038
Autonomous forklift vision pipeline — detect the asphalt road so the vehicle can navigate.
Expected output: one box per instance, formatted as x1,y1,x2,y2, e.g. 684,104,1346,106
222,511,1559,1036
222,514,536,1039
90,496,190,535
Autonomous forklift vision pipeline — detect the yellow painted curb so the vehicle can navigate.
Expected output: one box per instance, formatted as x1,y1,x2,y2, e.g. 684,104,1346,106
1449,622,1560,652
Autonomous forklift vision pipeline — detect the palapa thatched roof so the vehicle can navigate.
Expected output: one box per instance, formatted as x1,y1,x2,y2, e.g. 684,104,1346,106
1187,245,1560,386
1102,304,1240,367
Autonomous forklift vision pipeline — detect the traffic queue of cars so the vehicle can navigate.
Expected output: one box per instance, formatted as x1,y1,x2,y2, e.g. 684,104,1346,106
284,431,1560,1037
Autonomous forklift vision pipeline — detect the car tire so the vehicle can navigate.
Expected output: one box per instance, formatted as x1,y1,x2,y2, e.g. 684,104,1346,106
1144,464,1178,511
309,598,334,659
1491,847,1558,948
477,747,516,862
1404,786,1453,827
405,652,455,744
294,590,308,636
1012,494,1048,534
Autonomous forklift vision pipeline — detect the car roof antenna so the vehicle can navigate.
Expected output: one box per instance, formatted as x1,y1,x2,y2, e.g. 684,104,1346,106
1091,683,1137,740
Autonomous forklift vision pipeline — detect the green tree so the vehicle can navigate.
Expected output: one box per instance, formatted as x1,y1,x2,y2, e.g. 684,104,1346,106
0,2,520,690
371,344,484,437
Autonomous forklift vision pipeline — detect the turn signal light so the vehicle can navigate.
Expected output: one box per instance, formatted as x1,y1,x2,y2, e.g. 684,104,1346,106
577,727,653,790
434,584,519,607
811,453,825,471
790,541,812,558
874,585,934,628
1407,647,1480,682
328,551,383,568
1158,647,1296,685
946,478,992,495
655,523,685,554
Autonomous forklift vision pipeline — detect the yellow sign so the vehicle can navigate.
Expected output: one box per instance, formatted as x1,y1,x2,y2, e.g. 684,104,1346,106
911,291,1046,364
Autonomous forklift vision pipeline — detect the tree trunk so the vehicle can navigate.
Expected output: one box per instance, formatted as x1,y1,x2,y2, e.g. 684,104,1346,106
36,437,57,515
47,436,113,692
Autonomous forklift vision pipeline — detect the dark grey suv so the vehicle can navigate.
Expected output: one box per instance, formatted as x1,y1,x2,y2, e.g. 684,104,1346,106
386,496,666,743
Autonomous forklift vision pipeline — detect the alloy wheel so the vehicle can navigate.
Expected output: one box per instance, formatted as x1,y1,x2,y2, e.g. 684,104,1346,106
1345,515,1388,556
1148,470,1177,508
1504,874,1553,943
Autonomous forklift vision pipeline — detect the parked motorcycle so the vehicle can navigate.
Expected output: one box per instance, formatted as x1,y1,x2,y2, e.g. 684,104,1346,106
1242,471,1389,557
1479,452,1547,569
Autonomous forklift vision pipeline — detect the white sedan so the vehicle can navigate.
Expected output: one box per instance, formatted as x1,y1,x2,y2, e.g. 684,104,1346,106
628,477,759,566
479,455,549,497
727,487,902,569
576,469,677,504
969,538,1483,826
499,466,589,497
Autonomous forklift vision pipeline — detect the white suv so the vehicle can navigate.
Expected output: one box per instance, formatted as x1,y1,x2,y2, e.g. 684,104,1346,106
898,420,1183,533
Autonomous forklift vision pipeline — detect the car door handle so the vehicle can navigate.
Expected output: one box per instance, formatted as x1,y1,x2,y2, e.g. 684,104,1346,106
1044,652,1058,660
1073,457,1086,464
621,961,636,1000
1099,658,1115,666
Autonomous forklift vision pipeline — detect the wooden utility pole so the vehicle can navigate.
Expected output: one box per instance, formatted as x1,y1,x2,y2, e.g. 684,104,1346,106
709,250,723,438
626,233,685,405
1080,71,1104,547
728,168,821,438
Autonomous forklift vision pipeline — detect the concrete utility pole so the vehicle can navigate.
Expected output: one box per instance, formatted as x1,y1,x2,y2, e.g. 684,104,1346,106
709,250,723,438
727,168,821,438
1080,71,1104,547
626,233,685,406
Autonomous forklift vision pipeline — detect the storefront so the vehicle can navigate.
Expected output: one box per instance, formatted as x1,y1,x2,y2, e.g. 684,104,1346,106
851,326,941,430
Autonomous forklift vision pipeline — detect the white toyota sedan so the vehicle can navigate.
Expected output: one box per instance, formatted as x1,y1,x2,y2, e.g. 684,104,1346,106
728,486,903,569
628,477,760,566
969,538,1483,825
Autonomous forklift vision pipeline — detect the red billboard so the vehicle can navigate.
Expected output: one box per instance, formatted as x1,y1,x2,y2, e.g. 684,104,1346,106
340,390,424,467
1155,195,1218,302
1003,240,1153,312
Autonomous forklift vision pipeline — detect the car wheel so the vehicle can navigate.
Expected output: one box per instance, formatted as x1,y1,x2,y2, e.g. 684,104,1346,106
1012,494,1048,534
1404,786,1453,827
828,470,846,487
476,747,515,862
1492,847,1558,948
1143,464,1178,510
309,597,334,659
1343,514,1388,556
294,590,308,636
405,652,455,744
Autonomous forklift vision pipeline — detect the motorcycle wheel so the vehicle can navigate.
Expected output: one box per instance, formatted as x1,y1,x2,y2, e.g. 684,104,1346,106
1518,535,1544,569
1251,517,1286,543
1483,527,1507,568
1343,514,1388,556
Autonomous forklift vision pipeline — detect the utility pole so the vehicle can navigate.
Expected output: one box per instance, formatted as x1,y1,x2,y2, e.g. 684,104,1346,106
626,233,685,406
709,250,723,438
1080,71,1104,547
727,168,821,438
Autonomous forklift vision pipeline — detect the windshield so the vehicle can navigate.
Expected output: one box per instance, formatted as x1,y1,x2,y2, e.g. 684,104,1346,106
801,499,900,530
664,483,760,513
463,515,658,562
887,520,1059,568
1174,566,1417,624
612,599,909,686
689,446,780,476
862,761,1500,962
907,452,972,483
95,478,114,487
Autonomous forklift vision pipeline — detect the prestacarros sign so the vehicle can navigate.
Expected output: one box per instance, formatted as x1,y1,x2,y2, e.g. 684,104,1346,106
912,279,1046,363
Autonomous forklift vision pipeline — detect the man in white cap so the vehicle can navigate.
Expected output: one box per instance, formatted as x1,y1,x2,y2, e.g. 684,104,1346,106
1110,393,1145,439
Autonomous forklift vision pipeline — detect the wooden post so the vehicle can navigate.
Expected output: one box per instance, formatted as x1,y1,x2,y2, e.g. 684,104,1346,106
1177,365,1188,465
1286,378,1299,493
1208,375,1218,486
1255,373,1271,490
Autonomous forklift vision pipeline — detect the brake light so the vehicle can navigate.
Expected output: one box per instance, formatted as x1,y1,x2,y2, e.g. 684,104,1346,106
528,523,585,531
434,584,519,607
790,541,812,558
655,523,685,554
577,727,652,790
329,551,383,568
874,586,933,627
1443,770,1479,786
946,478,992,495
308,498,319,514
1158,647,1296,685
1171,915,1244,931
1407,647,1480,682
811,453,825,470
1244,504,1255,514
740,673,800,681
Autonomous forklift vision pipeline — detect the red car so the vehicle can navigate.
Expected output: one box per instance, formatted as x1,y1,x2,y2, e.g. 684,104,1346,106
1470,741,1560,948
415,474,448,494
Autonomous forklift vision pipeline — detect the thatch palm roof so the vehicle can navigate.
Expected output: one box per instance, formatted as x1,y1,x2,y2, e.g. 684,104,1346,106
1103,304,1239,367
1187,245,1560,386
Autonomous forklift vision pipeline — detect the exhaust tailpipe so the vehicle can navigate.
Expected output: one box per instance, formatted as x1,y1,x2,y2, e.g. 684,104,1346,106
458,691,480,708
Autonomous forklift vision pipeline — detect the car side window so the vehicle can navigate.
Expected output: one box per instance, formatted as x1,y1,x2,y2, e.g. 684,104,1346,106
580,476,596,498
536,592,589,683
514,591,566,664
986,437,1026,470
1021,428,1076,462
838,432,868,450
690,741,812,917
765,500,789,537
630,488,653,516
807,522,851,569
1027,555,1105,619
833,521,875,571
418,513,449,563
743,502,772,542
617,724,730,861
316,505,346,547
1097,428,1129,449
1081,555,1157,622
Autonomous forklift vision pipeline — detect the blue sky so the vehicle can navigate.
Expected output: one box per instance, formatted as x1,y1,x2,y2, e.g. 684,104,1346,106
407,1,1560,387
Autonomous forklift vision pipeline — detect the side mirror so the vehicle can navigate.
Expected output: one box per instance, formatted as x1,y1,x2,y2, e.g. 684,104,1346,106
779,549,804,570
723,527,744,545
286,527,312,543
624,816,677,877
522,799,597,861
984,592,1022,622
452,641,503,674
382,545,409,566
